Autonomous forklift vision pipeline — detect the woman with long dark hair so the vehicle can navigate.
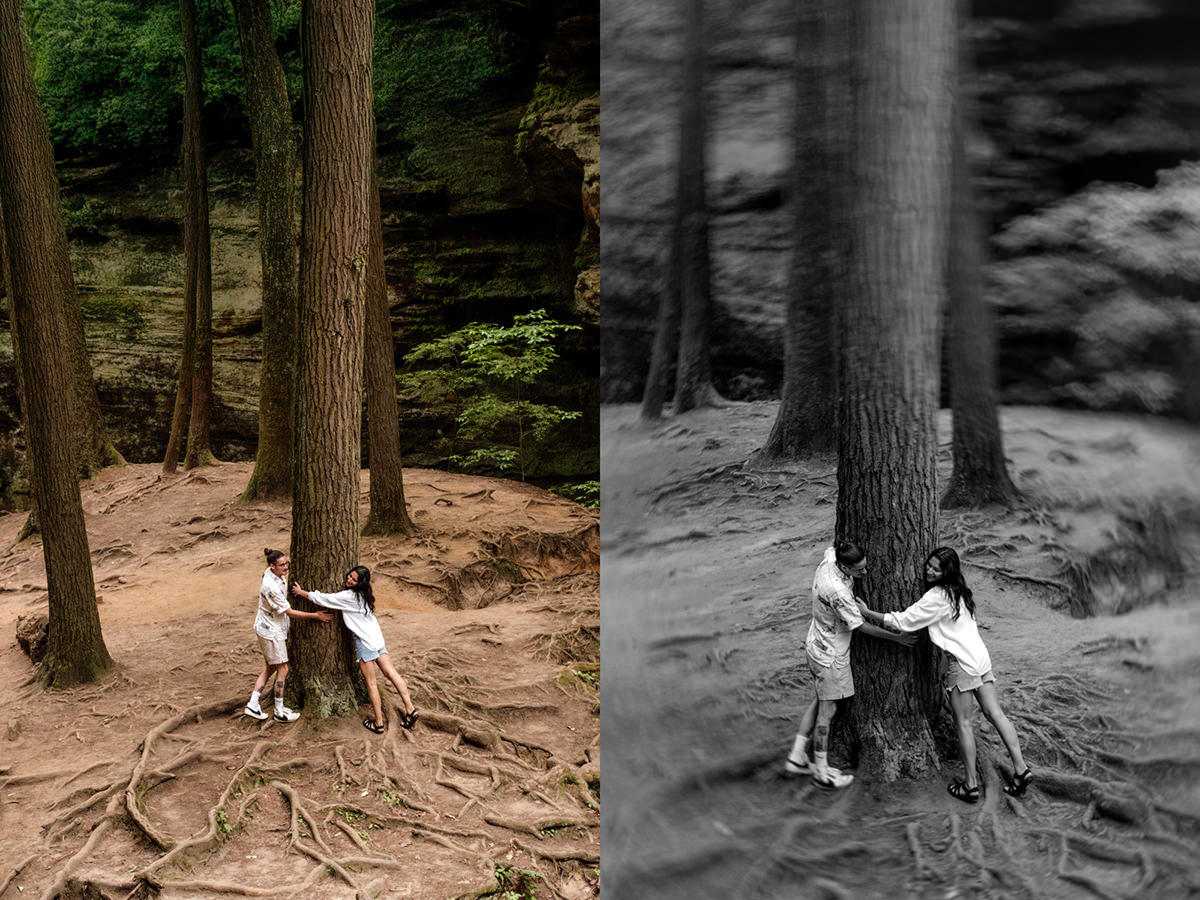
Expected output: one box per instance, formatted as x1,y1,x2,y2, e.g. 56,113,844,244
856,547,1031,802
292,566,419,734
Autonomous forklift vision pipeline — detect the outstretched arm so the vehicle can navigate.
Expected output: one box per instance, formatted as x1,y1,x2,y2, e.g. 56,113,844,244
855,620,917,647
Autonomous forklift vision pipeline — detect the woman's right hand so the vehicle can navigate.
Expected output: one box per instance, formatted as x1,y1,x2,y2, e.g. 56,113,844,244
291,583,305,596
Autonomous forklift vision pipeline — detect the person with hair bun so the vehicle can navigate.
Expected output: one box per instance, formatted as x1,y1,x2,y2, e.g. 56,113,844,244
245,548,335,723
784,540,918,789
856,546,1032,803
292,566,419,734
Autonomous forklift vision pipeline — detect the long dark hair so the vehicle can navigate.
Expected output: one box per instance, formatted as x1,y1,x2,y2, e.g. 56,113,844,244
348,565,375,613
927,547,974,620
264,548,284,566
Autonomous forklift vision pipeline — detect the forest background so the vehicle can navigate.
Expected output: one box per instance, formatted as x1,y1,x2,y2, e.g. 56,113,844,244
0,0,600,503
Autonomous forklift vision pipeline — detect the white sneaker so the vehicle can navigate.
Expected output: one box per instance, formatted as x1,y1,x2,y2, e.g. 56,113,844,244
273,706,300,723
784,756,812,776
812,765,854,789
244,703,267,720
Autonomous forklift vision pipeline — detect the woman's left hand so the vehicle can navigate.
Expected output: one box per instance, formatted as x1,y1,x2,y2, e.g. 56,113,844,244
291,583,305,596
855,598,870,617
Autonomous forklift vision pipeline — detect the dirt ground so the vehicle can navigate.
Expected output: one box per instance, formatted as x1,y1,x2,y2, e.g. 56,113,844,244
0,463,599,900
603,402,1200,900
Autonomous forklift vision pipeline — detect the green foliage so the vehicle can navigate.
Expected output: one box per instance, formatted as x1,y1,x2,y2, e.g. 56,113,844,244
989,162,1200,421
216,808,232,835
549,480,598,508
401,309,581,480
493,863,541,900
555,662,599,692
79,292,147,342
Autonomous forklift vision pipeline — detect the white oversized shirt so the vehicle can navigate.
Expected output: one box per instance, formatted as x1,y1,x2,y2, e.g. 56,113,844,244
805,547,865,669
253,568,291,640
884,587,992,676
307,588,387,654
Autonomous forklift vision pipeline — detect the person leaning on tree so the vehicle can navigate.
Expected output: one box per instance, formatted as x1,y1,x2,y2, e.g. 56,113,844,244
784,540,917,788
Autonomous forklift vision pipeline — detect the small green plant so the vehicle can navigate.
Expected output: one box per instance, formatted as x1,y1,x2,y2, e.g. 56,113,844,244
556,663,599,693
493,863,541,900
216,809,232,835
550,480,599,509
402,309,582,481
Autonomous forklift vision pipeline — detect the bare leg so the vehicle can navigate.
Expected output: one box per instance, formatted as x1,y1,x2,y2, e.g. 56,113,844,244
798,697,818,737
274,662,288,703
950,687,978,788
252,663,274,695
376,654,415,715
359,659,383,724
813,699,837,762
976,682,1027,774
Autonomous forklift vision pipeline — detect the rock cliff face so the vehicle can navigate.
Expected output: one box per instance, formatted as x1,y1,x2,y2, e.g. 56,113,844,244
602,0,1200,417
0,1,598,489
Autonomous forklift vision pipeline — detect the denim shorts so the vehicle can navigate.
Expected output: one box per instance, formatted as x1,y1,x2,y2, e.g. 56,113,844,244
355,638,387,663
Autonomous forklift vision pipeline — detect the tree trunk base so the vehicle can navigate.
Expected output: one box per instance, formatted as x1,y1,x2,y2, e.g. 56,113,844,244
296,675,361,719
38,648,113,689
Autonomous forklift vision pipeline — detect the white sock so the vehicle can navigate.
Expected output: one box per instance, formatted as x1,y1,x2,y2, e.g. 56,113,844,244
814,750,829,772
274,695,284,711
249,691,261,707
789,733,809,763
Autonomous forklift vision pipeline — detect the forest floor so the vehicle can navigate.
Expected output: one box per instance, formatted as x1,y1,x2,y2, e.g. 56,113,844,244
603,402,1200,900
0,463,599,900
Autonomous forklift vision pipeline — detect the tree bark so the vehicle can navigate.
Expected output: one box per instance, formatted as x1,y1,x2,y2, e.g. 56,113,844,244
757,0,841,459
638,232,680,420
233,0,300,502
363,164,416,535
0,0,112,686
833,0,956,780
940,0,1018,510
288,0,375,715
671,0,720,413
180,0,216,470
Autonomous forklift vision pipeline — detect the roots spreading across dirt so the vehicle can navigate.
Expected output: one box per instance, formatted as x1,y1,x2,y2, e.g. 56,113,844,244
604,403,1200,900
0,464,599,900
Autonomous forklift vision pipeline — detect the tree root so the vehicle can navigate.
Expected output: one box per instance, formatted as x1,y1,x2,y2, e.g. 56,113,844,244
40,795,124,900
124,698,243,849
1034,769,1151,825
510,837,599,864
0,853,37,896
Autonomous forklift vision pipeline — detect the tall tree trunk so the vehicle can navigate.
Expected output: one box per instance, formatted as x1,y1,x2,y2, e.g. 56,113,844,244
233,0,299,502
833,0,955,780
940,1,1018,510
288,0,375,715
757,0,841,459
162,275,197,472
638,234,680,420
0,200,40,540
0,0,112,686
672,0,720,413
363,165,415,535
180,0,216,470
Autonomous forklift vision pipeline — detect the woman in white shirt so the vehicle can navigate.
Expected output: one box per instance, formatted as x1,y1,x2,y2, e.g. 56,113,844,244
856,547,1032,803
292,566,419,734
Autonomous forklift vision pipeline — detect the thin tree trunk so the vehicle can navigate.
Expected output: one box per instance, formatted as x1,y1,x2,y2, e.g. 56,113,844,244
941,0,1018,510
672,0,721,413
638,226,680,420
288,0,375,715
180,0,216,470
0,0,112,686
363,164,415,535
757,0,840,459
833,0,956,779
233,0,299,502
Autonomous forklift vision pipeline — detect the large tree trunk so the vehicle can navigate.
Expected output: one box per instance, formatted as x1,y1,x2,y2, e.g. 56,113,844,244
180,0,216,470
638,232,680,420
671,0,720,413
940,1,1018,510
833,0,956,780
757,0,841,459
233,0,299,502
0,200,40,540
288,0,375,715
363,165,415,535
0,0,112,687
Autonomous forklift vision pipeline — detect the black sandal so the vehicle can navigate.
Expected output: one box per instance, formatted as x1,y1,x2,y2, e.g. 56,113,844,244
362,716,386,734
948,780,981,803
401,708,419,729
1003,768,1033,797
